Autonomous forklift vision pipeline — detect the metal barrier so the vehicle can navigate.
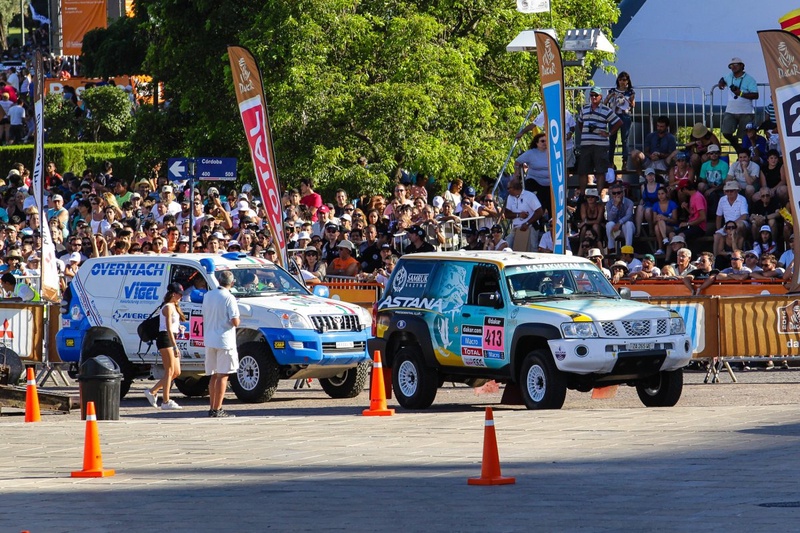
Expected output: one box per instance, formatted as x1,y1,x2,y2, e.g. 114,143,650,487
321,279,382,309
708,82,772,133
617,278,788,298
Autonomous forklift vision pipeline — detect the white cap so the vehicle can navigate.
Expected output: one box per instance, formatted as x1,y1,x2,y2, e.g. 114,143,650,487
297,231,311,240
238,200,249,209
69,251,82,262
340,213,351,221
242,184,253,193
432,196,444,209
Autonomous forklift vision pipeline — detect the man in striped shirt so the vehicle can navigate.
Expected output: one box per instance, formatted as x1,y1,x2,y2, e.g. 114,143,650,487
577,86,621,194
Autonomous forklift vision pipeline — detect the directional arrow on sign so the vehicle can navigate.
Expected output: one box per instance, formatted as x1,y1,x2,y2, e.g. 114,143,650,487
167,157,188,181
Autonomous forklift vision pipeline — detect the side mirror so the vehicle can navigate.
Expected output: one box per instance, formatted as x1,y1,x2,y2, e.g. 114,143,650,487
617,286,631,299
189,289,207,303
477,291,503,308
313,285,330,298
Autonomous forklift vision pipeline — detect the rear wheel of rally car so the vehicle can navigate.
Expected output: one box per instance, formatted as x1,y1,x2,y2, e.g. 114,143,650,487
636,369,683,407
519,349,567,410
83,341,134,399
392,345,438,410
174,375,211,397
319,361,371,399
230,342,280,403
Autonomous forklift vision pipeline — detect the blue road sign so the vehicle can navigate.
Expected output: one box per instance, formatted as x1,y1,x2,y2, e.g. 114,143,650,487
197,158,237,181
167,158,188,181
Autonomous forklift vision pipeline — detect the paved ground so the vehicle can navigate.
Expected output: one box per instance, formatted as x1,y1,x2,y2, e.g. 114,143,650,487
3,369,800,532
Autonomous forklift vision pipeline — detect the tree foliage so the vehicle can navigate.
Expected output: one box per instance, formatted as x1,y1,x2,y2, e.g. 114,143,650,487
83,0,618,198
81,85,134,142
44,93,80,142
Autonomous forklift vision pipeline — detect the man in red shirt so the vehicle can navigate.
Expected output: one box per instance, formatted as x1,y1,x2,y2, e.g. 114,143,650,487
299,178,323,222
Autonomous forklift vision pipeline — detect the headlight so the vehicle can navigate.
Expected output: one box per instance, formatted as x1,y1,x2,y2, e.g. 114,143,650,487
561,322,598,338
267,309,312,329
670,317,685,335
357,308,372,330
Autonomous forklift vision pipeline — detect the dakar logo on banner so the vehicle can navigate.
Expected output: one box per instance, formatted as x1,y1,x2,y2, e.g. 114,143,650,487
777,299,800,334
778,42,800,79
236,58,255,94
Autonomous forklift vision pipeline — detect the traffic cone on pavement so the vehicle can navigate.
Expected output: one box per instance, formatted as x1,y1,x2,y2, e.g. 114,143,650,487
362,351,395,416
71,401,115,478
468,407,515,485
24,367,41,423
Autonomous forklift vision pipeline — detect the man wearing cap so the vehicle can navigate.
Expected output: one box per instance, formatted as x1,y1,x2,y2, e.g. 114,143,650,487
47,194,69,239
577,86,622,193
609,260,629,283
727,148,760,200
504,178,543,252
714,181,749,255
160,185,181,215
619,245,642,273
321,222,342,265
629,254,661,281
462,227,482,251
717,57,758,151
628,116,677,175
741,122,768,166
404,225,436,254
699,145,729,208
328,240,360,276
1,272,37,301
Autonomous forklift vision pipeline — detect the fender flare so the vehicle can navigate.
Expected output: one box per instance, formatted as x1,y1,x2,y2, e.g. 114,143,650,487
509,323,562,379
383,314,436,368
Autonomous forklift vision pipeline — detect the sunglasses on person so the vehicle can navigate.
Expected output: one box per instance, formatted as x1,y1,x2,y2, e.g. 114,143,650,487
745,254,757,259
731,256,743,261
726,225,736,230
611,191,623,196
344,208,354,212
326,228,338,233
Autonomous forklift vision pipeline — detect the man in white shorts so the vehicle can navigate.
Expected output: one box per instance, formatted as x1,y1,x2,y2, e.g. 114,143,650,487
202,270,240,418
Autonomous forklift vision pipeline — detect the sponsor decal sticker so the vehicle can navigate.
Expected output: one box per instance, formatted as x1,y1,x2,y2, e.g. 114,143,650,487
463,356,486,367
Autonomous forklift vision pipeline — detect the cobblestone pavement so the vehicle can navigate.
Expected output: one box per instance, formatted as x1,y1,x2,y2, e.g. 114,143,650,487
2,369,800,532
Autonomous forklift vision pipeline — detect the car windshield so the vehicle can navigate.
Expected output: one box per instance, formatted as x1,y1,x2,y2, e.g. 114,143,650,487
505,264,618,302
216,266,308,297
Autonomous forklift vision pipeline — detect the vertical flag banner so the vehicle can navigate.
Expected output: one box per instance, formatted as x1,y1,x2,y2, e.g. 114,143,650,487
227,46,287,267
535,31,567,255
61,0,107,55
33,51,60,302
759,30,800,291
517,0,550,14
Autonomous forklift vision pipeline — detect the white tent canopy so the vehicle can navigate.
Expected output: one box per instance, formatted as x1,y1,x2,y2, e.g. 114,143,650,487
591,1,791,94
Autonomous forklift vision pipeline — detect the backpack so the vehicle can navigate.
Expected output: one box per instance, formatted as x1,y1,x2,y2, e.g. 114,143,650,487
137,303,164,343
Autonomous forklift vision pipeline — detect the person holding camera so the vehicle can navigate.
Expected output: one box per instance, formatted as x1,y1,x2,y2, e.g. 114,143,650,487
717,57,758,152
577,86,622,194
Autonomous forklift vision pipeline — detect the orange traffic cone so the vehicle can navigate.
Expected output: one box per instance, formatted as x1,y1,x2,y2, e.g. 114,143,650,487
468,407,515,485
362,351,395,416
71,401,115,478
24,367,41,423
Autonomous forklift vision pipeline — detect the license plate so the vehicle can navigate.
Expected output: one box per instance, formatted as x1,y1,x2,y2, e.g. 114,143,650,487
627,342,654,350
336,341,354,349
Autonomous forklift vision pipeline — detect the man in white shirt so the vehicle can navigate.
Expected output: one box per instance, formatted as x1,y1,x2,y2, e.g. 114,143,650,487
714,180,749,255
202,270,240,418
7,99,25,144
503,179,543,252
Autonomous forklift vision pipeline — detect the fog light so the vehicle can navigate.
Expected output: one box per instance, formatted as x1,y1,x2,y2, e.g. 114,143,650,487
575,345,589,357
685,340,691,353
288,341,304,350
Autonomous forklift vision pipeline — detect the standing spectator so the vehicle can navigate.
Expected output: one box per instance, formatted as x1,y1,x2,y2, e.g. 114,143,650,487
7,98,25,144
144,282,185,410
202,270,240,418
577,86,621,193
514,133,552,216
605,71,635,167
404,226,436,254
442,179,463,211
0,93,11,144
333,189,349,217
504,179,543,252
605,182,635,254
717,57,758,151
628,116,676,176
328,240,361,276
299,178,323,222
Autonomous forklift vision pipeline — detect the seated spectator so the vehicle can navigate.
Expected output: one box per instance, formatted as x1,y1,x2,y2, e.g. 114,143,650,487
714,220,745,266
671,247,695,278
683,251,718,295
743,250,762,273
698,145,729,212
754,150,788,204
486,224,509,251
619,245,642,273
686,123,722,174
587,248,610,278
628,115,676,175
779,233,795,269
651,186,679,256
605,183,634,254
727,148,760,201
750,253,784,280
635,169,659,238
716,249,751,280
577,226,601,259
742,122,768,167
675,180,707,260
629,254,661,281
609,260,629,283
578,188,604,246
713,181,749,264
668,152,695,204
751,224,777,258
748,187,781,242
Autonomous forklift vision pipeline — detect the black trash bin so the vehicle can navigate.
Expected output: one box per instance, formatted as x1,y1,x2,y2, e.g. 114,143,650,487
78,356,122,420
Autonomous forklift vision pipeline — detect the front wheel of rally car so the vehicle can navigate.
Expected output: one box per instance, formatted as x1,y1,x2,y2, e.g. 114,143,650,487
519,349,567,410
174,375,211,398
318,361,371,399
636,369,683,407
82,341,134,399
230,342,280,403
392,345,438,410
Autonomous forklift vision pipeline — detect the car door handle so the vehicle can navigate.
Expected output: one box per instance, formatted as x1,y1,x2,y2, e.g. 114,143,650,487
463,313,471,318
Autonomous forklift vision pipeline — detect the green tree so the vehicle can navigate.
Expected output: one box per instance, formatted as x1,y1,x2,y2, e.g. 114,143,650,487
44,93,79,142
80,85,134,142
83,0,618,198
